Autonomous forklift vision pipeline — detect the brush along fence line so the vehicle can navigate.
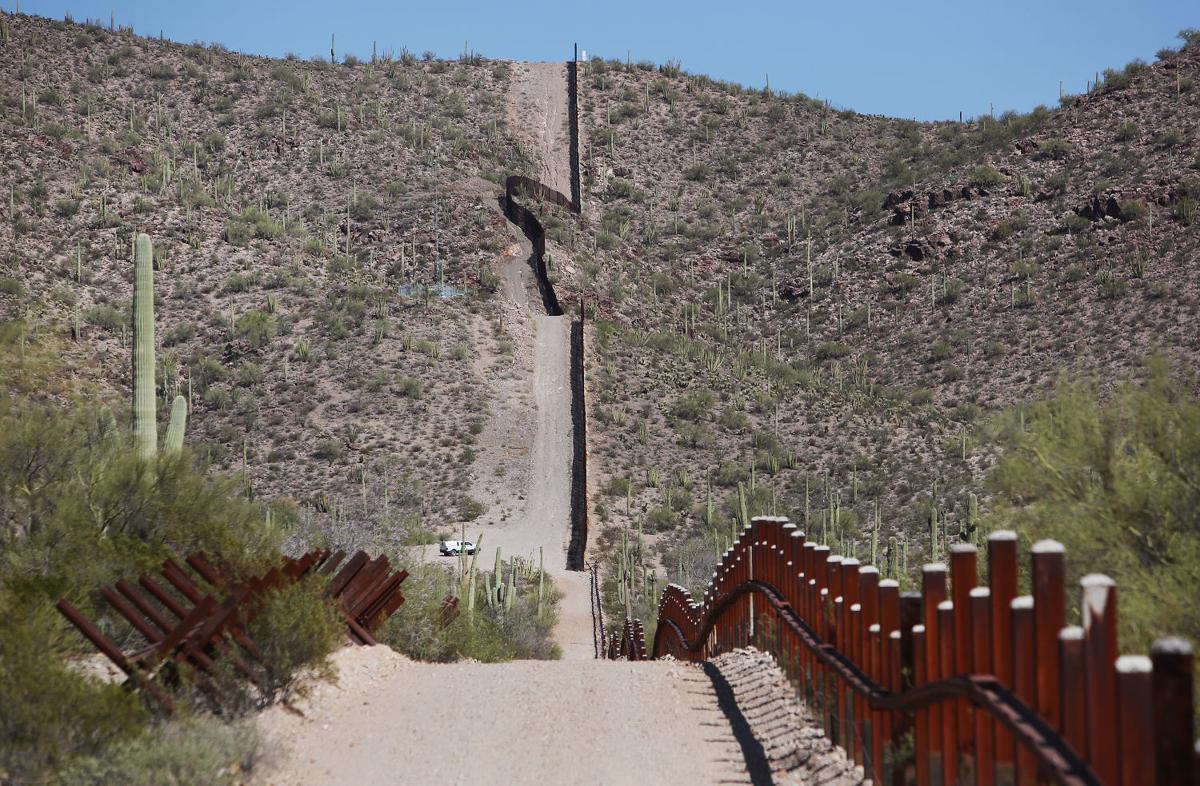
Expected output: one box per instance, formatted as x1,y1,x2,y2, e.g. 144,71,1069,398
611,516,1197,786
57,548,408,712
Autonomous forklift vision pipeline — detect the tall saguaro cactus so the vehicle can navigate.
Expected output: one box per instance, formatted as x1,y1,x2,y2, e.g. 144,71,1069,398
133,233,157,462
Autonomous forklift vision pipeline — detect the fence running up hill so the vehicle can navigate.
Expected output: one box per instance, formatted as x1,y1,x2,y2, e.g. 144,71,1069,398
501,50,589,570
619,516,1198,786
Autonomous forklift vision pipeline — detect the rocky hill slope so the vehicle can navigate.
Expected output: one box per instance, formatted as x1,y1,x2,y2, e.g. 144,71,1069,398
3,12,1198,606
559,36,1200,601
0,13,547,549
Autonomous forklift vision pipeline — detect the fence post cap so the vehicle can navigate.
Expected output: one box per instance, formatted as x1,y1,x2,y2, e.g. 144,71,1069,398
1031,539,1065,553
950,543,977,554
969,586,991,598
913,624,927,634
938,599,954,611
1150,636,1193,656
790,530,806,539
1115,655,1153,673
869,623,881,633
1080,573,1116,588
922,562,948,573
1058,625,1085,641
842,558,861,567
879,579,900,588
1010,595,1034,610
988,530,1018,542
860,566,879,576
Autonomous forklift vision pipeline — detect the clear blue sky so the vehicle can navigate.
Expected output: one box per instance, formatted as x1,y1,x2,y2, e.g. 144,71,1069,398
19,0,1198,120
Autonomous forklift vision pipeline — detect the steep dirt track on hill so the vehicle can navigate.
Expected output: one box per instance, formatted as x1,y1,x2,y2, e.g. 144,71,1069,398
507,62,573,199
256,647,759,786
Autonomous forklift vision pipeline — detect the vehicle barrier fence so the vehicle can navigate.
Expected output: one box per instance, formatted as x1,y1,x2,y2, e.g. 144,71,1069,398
614,516,1198,786
56,548,407,712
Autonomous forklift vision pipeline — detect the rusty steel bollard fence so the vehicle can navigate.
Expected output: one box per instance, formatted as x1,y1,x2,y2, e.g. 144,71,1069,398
56,548,408,712
607,617,648,661
611,516,1199,786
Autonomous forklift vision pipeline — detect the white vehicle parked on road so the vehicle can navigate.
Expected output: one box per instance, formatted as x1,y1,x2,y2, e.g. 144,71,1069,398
439,540,477,556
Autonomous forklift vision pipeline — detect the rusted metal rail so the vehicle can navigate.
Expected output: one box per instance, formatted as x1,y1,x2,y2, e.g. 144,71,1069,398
57,548,408,711
614,516,1198,786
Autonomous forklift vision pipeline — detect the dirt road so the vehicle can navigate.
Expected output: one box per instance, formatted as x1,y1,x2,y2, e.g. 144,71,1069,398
423,58,591,659
256,647,758,786
507,62,573,198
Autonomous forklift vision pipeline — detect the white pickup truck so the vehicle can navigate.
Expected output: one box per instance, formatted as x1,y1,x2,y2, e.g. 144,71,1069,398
438,540,477,556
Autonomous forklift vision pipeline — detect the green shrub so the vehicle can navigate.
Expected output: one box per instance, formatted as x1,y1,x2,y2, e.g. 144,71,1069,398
1153,128,1185,149
1118,199,1147,223
984,362,1200,650
669,389,715,422
247,578,341,703
459,496,486,521
84,303,127,333
0,600,146,781
397,376,423,398
379,563,560,663
313,439,344,461
969,165,1004,188
0,327,298,781
234,309,276,348
58,716,259,786
815,341,851,360
54,198,81,217
1035,138,1073,161
606,475,633,497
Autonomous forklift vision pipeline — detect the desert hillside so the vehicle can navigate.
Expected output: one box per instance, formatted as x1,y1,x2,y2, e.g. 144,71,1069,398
2,12,1198,621
0,14,553,550
556,37,1200,609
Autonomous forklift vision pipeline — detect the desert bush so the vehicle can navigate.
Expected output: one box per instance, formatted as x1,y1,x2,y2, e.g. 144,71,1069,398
1153,128,1185,149
57,716,260,786
669,389,714,422
246,578,341,703
84,303,127,333
1118,199,1147,223
815,341,851,360
1035,138,1073,161
984,361,1200,650
0,598,146,780
379,562,560,662
0,327,306,781
1100,60,1145,92
235,309,277,348
969,165,1004,188
1115,121,1139,142
397,376,423,398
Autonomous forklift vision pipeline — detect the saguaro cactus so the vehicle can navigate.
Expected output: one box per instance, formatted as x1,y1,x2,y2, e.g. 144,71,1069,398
133,233,157,462
163,394,187,457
